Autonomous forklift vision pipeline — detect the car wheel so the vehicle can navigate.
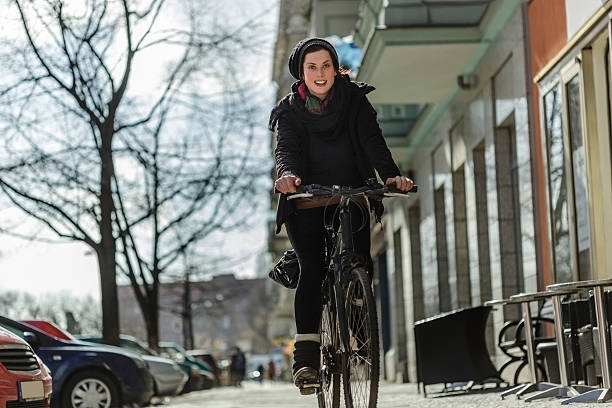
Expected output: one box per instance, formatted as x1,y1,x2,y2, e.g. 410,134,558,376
62,370,120,408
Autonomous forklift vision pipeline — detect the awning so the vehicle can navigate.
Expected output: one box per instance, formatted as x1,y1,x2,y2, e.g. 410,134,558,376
357,27,483,104
354,0,521,163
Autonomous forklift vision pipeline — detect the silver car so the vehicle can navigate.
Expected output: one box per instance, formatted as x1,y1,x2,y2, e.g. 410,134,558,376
142,354,188,396
78,334,188,397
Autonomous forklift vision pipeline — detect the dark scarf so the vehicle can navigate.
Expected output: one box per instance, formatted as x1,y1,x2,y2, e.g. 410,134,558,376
268,74,352,135
298,82,333,114
290,75,350,137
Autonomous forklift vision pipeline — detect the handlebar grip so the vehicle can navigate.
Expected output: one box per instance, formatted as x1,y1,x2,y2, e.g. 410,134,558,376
386,184,418,194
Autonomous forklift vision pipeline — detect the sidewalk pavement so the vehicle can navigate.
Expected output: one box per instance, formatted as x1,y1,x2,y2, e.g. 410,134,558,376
382,382,605,407
168,380,608,407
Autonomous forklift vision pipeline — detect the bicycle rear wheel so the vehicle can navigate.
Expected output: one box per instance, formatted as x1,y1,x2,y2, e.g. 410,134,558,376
318,302,341,408
342,267,379,408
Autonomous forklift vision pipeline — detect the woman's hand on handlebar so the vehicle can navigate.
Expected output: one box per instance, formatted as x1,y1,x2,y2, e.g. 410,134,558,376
385,175,414,192
275,173,302,194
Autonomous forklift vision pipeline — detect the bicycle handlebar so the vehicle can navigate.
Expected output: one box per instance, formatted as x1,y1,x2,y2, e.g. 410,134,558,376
287,182,418,201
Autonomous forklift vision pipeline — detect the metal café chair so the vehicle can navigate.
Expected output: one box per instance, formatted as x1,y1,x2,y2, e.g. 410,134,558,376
507,291,576,399
485,295,556,399
548,279,612,404
519,288,592,402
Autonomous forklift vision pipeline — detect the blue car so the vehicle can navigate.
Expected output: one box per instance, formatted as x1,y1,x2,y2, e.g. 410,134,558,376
0,316,154,408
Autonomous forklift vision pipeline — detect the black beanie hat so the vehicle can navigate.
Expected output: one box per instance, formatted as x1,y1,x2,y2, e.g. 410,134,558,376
288,37,339,80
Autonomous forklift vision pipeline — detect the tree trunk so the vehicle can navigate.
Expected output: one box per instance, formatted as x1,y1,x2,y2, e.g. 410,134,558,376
146,295,160,352
99,130,120,346
182,272,194,350
98,254,119,345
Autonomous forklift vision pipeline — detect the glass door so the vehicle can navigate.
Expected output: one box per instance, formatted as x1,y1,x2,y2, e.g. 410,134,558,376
543,83,572,283
564,73,592,280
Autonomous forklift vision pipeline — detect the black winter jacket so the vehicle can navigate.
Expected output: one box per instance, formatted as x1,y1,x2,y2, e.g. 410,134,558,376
269,76,401,234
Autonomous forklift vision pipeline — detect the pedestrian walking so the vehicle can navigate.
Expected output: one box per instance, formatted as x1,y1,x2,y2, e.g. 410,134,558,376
267,359,276,381
230,346,246,387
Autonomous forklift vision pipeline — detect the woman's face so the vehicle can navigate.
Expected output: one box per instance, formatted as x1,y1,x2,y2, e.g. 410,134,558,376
302,49,336,100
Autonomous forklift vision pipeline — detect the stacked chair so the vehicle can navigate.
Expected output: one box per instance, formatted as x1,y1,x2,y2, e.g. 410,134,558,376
488,278,612,404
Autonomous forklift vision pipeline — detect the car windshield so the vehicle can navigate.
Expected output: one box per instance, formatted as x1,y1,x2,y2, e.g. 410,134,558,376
123,340,157,356
0,322,25,339
173,344,187,354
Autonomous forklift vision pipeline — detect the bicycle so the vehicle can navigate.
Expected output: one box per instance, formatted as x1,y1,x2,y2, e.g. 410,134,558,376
287,180,417,408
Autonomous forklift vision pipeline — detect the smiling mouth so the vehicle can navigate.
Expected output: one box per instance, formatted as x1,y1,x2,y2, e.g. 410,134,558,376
314,80,327,86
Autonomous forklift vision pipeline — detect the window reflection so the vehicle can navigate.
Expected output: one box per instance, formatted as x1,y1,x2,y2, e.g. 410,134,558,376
544,84,571,283
566,75,591,280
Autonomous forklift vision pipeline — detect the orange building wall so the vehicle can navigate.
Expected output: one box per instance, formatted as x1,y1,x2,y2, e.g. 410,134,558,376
527,0,567,287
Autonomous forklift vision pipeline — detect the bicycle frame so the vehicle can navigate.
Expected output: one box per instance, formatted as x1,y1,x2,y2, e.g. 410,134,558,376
288,182,417,404
326,195,364,355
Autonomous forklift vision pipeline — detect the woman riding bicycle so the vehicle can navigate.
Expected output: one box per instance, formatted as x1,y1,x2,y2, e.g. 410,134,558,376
269,37,414,393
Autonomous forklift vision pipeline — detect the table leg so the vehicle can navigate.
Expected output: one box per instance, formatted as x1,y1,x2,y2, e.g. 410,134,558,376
561,287,612,404
524,294,583,401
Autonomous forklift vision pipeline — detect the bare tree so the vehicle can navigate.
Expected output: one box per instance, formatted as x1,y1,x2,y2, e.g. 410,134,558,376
0,290,102,335
113,104,268,349
0,0,272,345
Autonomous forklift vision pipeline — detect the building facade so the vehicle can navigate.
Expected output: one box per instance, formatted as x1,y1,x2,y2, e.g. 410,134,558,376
267,0,612,384
355,0,536,382
529,0,612,287
118,275,269,354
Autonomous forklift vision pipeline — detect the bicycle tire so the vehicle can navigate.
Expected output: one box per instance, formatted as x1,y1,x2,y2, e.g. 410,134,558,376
341,267,379,408
318,302,341,408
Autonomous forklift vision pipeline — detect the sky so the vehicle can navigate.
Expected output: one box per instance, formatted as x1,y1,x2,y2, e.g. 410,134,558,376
0,0,279,299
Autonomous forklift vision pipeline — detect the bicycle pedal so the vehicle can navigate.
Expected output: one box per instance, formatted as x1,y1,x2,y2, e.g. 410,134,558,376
299,384,320,395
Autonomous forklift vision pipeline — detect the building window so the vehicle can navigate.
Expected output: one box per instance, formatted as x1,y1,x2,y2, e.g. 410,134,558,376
434,186,451,313
495,115,524,298
472,142,492,303
452,163,471,308
407,204,424,321
544,84,572,283
373,250,391,361
566,75,592,280
393,229,408,381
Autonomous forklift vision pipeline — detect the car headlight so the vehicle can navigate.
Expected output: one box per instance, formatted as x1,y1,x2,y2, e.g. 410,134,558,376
34,355,51,376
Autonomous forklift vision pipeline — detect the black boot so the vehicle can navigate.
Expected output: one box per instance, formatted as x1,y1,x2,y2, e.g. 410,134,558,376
292,340,320,395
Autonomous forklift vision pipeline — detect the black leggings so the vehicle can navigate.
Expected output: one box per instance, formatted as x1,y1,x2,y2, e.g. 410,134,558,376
285,202,371,334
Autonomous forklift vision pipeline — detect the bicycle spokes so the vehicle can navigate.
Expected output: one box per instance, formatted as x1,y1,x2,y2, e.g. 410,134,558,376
319,303,341,408
343,269,379,408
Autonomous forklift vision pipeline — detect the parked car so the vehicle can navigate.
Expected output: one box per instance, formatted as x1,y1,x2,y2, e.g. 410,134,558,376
0,325,52,407
186,349,221,386
78,334,188,397
0,316,154,408
22,320,72,341
158,342,215,391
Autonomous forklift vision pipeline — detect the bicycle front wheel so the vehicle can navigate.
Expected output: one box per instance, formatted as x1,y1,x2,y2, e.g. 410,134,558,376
342,267,380,408
318,302,341,408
